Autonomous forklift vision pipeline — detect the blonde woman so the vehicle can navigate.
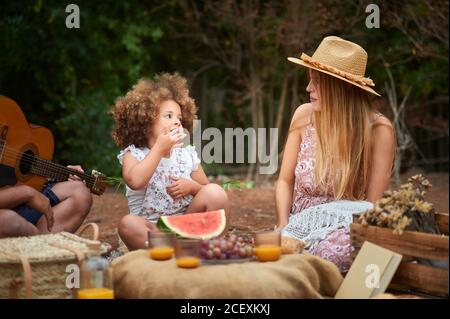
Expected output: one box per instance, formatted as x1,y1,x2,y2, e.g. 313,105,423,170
276,36,396,272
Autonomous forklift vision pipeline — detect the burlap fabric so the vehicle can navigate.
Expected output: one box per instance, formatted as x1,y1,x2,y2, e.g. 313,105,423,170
112,250,343,299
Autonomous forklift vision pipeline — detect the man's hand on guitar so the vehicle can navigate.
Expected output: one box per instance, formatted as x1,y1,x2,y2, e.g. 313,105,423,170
25,188,54,231
67,165,84,182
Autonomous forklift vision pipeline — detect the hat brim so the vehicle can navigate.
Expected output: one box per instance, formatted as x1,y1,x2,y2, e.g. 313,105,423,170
287,57,381,97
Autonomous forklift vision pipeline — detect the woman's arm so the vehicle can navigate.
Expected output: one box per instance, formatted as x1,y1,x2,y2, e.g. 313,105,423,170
275,104,312,229
276,132,301,229
366,119,396,202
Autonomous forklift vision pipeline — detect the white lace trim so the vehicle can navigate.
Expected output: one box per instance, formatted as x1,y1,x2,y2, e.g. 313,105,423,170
117,144,149,164
282,200,373,251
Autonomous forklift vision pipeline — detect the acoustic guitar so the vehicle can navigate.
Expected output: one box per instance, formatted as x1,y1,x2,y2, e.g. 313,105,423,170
0,96,107,195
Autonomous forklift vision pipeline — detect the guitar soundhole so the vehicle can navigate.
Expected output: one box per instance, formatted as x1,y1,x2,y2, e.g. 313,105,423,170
19,150,35,175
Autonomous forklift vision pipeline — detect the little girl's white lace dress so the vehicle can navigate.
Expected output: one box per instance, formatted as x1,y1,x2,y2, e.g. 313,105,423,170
117,145,201,223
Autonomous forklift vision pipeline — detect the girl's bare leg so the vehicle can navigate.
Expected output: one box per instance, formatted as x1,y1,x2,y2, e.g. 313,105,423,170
186,183,230,220
118,214,158,250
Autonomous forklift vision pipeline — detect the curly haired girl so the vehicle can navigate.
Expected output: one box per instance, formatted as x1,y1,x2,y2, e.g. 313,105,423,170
111,73,229,250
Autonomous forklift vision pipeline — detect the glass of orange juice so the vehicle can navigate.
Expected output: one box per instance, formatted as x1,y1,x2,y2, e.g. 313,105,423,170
175,239,201,268
253,231,282,262
77,288,114,299
148,231,175,260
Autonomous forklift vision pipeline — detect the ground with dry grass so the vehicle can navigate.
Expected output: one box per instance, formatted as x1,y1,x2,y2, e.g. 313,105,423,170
86,170,449,250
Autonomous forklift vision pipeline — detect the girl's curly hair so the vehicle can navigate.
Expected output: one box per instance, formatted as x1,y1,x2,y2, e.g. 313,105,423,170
110,73,197,148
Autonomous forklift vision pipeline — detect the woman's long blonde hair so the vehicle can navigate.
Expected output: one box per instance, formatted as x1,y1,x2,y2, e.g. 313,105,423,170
311,70,373,200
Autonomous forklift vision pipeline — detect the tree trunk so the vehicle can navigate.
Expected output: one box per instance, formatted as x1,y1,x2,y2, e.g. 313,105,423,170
261,73,289,182
246,65,259,182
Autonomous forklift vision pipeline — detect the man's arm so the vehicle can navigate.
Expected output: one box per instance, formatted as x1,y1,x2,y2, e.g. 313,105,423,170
0,185,54,231
0,185,36,209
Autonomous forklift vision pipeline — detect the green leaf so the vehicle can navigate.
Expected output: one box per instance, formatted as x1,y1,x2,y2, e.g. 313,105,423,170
151,28,163,42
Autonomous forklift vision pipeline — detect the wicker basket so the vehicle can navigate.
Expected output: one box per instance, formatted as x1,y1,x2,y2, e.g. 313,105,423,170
0,223,107,299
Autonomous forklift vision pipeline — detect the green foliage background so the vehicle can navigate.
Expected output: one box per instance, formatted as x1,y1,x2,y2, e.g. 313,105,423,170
1,1,448,177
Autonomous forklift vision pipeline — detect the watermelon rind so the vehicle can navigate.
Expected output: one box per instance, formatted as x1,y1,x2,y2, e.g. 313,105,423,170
156,218,170,232
157,209,226,240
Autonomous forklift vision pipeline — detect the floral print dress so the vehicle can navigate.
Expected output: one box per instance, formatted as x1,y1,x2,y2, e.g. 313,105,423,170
117,145,201,223
290,112,383,272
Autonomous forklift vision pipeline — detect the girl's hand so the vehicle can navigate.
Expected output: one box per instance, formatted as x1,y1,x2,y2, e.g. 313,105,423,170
153,128,186,156
166,176,201,199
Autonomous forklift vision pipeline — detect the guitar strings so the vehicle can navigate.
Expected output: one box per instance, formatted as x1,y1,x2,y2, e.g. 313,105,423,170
0,155,96,186
0,145,96,184
0,153,96,186
0,142,91,176
0,149,96,184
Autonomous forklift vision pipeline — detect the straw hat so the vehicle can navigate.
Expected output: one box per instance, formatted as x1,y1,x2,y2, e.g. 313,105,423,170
288,36,380,96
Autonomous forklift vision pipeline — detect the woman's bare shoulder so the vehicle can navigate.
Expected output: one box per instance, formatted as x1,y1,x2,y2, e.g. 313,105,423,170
371,114,395,144
372,113,394,130
290,103,313,131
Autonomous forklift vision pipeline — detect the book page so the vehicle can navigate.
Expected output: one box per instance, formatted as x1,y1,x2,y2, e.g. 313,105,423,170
335,241,402,299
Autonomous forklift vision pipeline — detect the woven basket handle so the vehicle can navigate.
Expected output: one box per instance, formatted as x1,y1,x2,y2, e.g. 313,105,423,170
48,242,89,299
77,223,99,241
0,251,33,299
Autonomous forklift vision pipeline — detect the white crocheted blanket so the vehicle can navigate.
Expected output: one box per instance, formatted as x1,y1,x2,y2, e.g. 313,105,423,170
282,200,374,251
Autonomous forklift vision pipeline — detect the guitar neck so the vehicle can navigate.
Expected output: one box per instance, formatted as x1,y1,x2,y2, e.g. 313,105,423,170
30,157,95,189
0,98,106,195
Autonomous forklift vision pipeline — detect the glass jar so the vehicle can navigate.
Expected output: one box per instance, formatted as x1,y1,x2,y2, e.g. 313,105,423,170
253,231,282,262
77,241,114,299
175,238,201,268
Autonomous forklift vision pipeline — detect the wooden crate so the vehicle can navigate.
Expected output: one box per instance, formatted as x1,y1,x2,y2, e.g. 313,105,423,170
350,213,449,297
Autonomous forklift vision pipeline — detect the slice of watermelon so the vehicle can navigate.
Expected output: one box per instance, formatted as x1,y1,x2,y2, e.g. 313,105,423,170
156,209,226,240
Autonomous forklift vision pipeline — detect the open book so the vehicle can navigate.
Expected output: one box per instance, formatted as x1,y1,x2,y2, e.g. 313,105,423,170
335,241,402,299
